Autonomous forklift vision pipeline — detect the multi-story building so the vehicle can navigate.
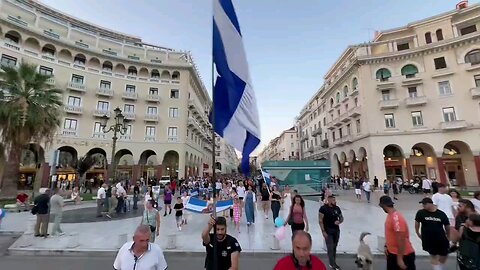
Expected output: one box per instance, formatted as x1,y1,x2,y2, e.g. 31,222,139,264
299,2,480,187
215,136,239,174
0,0,225,187
258,127,299,164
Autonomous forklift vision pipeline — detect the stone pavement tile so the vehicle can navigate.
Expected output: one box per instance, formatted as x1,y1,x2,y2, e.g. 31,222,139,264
6,192,429,255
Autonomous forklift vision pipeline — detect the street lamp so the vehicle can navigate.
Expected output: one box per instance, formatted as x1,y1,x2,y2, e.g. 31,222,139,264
100,107,128,183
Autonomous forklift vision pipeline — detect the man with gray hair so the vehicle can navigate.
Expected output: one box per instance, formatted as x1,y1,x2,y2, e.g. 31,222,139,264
113,225,167,270
49,188,64,236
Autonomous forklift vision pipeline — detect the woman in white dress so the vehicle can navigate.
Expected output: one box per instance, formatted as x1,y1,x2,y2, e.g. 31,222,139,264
283,185,292,211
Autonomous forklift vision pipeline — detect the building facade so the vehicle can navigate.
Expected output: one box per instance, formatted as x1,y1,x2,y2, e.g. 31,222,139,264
215,136,239,174
258,127,299,165
298,3,480,187
0,0,235,187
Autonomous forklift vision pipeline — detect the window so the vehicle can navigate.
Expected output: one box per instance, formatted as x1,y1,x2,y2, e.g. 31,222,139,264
291,135,293,139
438,81,452,95
408,87,418,98
442,107,456,122
343,86,348,97
384,114,395,128
39,66,53,76
168,108,178,118
354,97,358,107
346,124,351,135
1,54,17,67
93,122,103,133
339,128,343,138
332,131,336,141
411,111,423,126
124,104,135,113
381,90,391,101
74,55,85,65
352,78,358,91
67,96,81,106
168,127,178,137
100,80,111,89
376,68,391,81
126,85,136,93
149,87,158,95
460,25,477,36
290,143,294,147
475,75,480,87
425,32,432,44
356,119,361,133
345,104,349,112
145,126,156,136
71,74,84,84
436,29,444,41
336,92,340,103
397,43,410,51
170,89,179,99
97,101,109,110
465,50,480,65
401,64,418,78
64,118,78,130
434,57,447,70
323,117,326,126
147,106,158,115
5,33,19,44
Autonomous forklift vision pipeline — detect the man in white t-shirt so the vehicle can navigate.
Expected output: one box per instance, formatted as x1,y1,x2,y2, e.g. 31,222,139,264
471,191,480,213
114,225,167,270
362,180,372,203
431,183,456,224
422,177,432,195
96,184,106,217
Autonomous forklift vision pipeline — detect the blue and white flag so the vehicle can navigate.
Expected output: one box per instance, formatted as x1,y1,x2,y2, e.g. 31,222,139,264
261,170,271,187
185,197,233,214
213,0,261,176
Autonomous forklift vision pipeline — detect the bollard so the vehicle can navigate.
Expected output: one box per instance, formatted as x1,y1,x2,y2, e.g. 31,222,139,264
166,233,177,249
19,232,33,248
117,233,128,249
66,232,80,248
377,236,386,252
271,234,280,250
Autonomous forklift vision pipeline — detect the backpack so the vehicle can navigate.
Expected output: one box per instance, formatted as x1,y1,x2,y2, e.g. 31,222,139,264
458,228,480,270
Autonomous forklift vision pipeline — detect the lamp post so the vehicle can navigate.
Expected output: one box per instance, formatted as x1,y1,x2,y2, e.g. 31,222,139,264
100,107,128,183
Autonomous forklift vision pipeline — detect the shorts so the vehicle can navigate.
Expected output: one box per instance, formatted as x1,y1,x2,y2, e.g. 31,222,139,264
355,189,361,195
261,201,270,209
387,252,416,270
422,238,449,256
164,200,171,205
238,197,244,201
175,215,183,224
423,189,431,194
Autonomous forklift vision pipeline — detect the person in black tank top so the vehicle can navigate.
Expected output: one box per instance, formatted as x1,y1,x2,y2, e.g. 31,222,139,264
270,185,282,223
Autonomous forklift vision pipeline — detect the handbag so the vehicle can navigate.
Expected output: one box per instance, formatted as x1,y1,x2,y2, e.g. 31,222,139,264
146,211,156,233
31,205,38,215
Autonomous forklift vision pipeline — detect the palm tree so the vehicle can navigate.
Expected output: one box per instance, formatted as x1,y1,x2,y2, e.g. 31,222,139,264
75,155,99,190
0,62,63,197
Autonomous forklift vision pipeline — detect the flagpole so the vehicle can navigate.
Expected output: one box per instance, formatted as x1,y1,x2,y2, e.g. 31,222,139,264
211,1,218,270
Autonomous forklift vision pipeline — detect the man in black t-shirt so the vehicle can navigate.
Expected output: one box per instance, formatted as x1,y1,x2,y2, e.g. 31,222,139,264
415,197,450,269
201,216,241,270
174,197,184,231
33,189,51,237
319,195,343,270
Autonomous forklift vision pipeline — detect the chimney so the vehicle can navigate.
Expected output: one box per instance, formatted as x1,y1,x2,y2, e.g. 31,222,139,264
456,0,468,10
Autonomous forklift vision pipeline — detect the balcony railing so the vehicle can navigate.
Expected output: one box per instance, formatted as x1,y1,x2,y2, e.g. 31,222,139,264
93,109,110,117
92,132,106,139
440,120,467,130
405,96,427,107
124,112,136,120
376,81,395,90
64,105,83,114
379,99,399,110
146,94,160,102
307,146,314,152
321,139,329,148
67,81,86,92
62,129,77,137
144,114,159,122
340,112,350,123
45,77,55,85
168,137,178,142
470,87,480,98
341,135,352,144
122,92,138,100
96,87,114,97
41,54,55,62
119,135,132,141
348,106,361,117
144,135,156,142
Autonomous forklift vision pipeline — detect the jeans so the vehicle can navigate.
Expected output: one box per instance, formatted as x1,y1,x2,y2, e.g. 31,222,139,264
133,194,139,210
51,212,63,235
34,214,49,236
271,201,281,222
325,228,340,267
365,191,371,202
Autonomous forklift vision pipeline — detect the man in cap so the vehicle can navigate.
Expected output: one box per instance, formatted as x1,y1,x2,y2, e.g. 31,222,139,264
379,195,416,270
415,197,450,270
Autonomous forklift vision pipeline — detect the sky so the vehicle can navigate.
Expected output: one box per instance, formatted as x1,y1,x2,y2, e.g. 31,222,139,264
40,0,474,153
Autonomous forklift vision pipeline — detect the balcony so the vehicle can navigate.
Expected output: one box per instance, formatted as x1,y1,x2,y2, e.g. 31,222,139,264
4,41,20,51
45,77,55,85
92,132,106,139
340,112,350,123
307,146,314,152
144,114,159,122
67,82,86,93
312,128,322,136
122,92,138,100
300,134,308,142
401,77,423,86
440,120,467,130
41,53,55,62
321,139,329,148
379,99,399,110
96,87,114,97
62,129,77,137
341,135,352,144
326,121,335,130
168,137,178,143
348,106,361,117
144,135,156,142
405,96,427,107
93,109,110,117
334,139,344,146
124,112,136,120
64,105,83,114
350,89,359,97
376,81,395,90
146,94,160,103
470,87,480,98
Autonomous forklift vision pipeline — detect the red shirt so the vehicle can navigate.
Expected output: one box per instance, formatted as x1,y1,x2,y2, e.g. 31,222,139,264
16,193,28,203
273,255,327,270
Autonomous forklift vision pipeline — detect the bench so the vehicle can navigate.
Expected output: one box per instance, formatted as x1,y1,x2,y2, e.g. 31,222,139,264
4,203,31,212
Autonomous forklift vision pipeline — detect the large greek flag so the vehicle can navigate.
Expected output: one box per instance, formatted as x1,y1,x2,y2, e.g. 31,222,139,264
213,0,261,176
185,197,233,214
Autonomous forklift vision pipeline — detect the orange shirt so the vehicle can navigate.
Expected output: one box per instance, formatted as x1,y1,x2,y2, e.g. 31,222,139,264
385,210,415,255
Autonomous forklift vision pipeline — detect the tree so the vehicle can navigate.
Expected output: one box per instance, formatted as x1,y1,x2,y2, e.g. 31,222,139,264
0,62,63,197
75,155,99,188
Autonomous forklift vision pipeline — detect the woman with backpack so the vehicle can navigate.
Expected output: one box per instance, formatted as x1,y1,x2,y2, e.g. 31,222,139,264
455,213,480,270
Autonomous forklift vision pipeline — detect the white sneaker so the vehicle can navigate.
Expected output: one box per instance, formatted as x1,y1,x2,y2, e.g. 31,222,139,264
59,232,65,236
179,227,182,231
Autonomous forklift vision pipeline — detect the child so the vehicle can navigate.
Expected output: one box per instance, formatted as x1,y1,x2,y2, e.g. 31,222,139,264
233,196,241,233
173,197,184,231
181,192,190,225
